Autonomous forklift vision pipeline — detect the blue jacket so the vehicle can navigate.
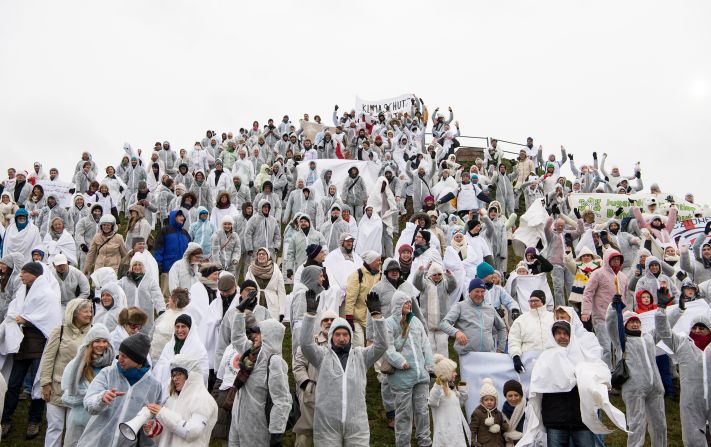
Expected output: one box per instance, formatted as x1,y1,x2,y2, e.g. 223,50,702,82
189,206,215,255
153,210,190,272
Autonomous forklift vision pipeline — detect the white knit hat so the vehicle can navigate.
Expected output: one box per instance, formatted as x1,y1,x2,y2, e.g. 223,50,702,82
433,354,457,381
361,250,380,265
479,378,497,399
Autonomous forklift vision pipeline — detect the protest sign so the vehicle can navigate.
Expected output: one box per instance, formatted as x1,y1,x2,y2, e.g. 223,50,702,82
670,217,711,246
354,93,417,116
37,180,73,208
567,193,702,223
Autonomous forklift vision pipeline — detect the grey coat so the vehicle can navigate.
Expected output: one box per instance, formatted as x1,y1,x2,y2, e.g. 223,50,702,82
440,298,506,354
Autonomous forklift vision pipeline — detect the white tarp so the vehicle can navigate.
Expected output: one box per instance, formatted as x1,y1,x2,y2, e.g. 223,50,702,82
459,350,540,420
354,93,416,117
512,198,548,257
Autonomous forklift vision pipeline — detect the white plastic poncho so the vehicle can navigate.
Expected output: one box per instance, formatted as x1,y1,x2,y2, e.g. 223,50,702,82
3,220,42,263
512,198,548,258
354,212,382,255
517,323,628,446
322,249,363,313
154,354,218,447
0,264,62,397
78,363,163,447
93,282,128,332
152,324,209,398
43,228,78,266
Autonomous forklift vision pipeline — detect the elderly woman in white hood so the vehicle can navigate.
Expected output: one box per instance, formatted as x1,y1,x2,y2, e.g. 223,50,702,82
42,216,77,266
0,192,18,227
93,282,126,332
168,242,204,292
39,298,94,447
119,252,165,334
143,354,218,447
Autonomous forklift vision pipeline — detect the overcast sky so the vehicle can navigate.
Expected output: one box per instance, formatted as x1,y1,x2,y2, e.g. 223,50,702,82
2,1,709,203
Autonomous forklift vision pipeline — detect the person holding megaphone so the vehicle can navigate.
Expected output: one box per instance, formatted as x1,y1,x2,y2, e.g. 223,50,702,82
141,354,218,446
77,332,162,447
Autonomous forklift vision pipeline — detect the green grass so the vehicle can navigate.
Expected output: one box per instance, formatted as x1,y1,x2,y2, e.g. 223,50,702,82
3,207,688,446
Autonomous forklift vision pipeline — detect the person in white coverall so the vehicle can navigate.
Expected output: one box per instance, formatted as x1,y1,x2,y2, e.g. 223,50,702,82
605,304,667,447
655,306,711,446
300,288,387,446
229,318,291,447
384,291,434,447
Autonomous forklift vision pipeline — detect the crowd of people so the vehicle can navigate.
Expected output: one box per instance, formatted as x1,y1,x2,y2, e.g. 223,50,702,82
0,97,709,447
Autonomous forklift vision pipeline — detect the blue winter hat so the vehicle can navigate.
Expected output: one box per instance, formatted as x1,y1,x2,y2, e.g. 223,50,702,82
476,262,495,279
468,278,486,292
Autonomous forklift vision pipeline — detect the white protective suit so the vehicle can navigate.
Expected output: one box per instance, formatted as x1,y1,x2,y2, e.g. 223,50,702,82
300,313,387,446
655,309,711,446
153,354,218,447
605,305,667,447
229,319,291,447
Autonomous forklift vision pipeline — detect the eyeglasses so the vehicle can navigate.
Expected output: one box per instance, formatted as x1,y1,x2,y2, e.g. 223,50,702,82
528,299,542,304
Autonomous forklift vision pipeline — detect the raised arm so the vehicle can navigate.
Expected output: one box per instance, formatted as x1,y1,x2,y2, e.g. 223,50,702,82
300,313,325,368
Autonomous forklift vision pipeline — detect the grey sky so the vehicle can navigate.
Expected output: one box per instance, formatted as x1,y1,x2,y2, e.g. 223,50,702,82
1,1,709,203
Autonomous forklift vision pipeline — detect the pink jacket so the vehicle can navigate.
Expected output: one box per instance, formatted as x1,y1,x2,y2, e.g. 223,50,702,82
632,206,677,243
582,250,628,322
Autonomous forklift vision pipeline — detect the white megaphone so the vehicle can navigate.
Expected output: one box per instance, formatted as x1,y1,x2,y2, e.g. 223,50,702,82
119,406,152,441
